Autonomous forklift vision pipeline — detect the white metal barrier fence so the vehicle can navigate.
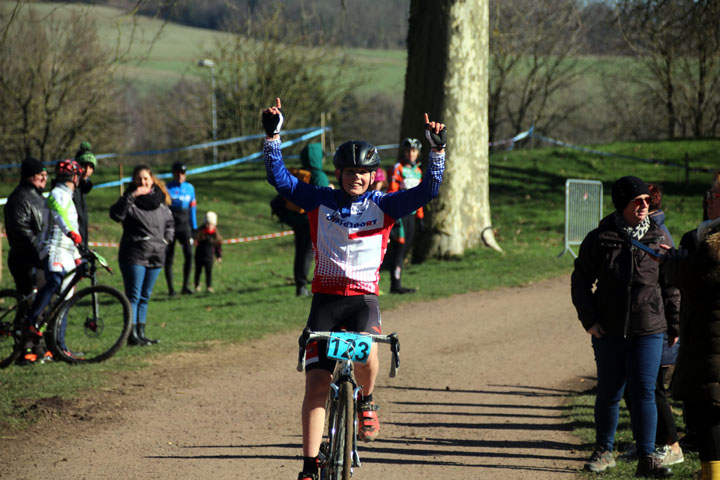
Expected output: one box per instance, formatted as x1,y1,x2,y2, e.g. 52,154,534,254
558,179,603,258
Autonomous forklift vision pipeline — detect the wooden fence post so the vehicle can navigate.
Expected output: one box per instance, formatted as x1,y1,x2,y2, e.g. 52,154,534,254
119,164,124,196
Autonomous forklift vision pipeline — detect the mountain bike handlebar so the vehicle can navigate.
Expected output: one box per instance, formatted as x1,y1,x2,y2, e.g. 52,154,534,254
76,243,113,275
297,327,400,378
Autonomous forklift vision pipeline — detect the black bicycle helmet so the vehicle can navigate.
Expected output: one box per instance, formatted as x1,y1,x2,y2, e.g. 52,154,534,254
401,138,422,151
332,140,381,171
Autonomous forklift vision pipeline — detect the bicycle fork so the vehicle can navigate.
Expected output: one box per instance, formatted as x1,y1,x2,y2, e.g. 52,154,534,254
328,381,362,469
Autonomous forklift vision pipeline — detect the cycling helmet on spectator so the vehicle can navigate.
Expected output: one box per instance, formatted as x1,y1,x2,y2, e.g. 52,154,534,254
332,140,381,171
401,138,422,151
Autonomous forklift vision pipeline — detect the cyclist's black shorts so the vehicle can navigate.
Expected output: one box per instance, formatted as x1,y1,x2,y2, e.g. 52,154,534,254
305,293,382,373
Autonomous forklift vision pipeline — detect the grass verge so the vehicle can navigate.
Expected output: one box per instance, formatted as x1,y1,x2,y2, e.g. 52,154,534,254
569,390,701,479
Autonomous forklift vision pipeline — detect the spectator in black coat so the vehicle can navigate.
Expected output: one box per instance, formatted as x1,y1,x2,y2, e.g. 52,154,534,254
4,158,48,295
73,141,96,248
572,175,680,478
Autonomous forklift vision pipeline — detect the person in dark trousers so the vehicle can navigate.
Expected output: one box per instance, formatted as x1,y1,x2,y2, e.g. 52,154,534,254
294,143,329,296
110,165,174,346
663,177,720,480
620,182,684,467
674,193,709,456
384,137,425,294
165,161,197,296
194,211,222,293
72,141,97,248
571,175,680,478
4,157,48,296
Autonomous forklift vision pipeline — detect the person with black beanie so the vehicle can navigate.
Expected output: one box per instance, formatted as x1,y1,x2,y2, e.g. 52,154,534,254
3,157,48,295
571,175,680,478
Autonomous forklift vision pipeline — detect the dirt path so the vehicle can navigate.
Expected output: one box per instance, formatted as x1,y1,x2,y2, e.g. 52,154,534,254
1,275,596,479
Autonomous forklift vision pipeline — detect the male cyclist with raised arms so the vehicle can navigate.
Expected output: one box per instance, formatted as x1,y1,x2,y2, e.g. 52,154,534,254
262,98,447,480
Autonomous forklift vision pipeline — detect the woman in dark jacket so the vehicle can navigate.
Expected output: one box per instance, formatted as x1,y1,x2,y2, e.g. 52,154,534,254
571,176,680,478
663,188,720,479
110,165,173,346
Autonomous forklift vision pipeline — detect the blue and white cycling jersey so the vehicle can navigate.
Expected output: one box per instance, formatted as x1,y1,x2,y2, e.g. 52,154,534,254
264,138,445,296
167,180,197,231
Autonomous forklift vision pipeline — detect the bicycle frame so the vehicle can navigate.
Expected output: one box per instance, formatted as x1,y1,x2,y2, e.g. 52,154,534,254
297,327,400,479
36,245,112,336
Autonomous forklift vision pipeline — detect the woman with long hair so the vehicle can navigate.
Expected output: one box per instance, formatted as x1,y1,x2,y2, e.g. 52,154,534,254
110,165,174,346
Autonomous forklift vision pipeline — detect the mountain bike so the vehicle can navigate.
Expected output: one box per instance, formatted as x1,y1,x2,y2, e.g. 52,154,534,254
0,244,132,368
297,327,400,480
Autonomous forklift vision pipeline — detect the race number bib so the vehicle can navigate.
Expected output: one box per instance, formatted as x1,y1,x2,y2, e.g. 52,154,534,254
326,332,372,364
402,177,421,190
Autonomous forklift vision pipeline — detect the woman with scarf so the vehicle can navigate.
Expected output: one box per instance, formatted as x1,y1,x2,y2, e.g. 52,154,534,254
571,175,680,478
110,165,174,346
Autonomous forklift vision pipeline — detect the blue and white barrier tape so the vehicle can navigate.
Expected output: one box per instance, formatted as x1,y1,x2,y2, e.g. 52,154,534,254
93,128,326,189
0,126,330,170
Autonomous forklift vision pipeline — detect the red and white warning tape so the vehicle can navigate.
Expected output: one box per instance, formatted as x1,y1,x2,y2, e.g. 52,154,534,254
221,230,294,244
0,230,295,248
88,241,120,247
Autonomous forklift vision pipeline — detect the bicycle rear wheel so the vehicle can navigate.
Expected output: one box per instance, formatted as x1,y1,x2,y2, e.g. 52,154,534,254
47,285,131,364
0,290,24,368
327,380,354,480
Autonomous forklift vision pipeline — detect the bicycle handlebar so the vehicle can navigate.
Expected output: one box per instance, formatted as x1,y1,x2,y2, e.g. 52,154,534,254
76,243,113,274
297,327,400,378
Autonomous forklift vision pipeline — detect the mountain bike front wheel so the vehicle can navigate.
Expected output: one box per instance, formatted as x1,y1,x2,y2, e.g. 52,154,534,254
327,380,354,480
0,289,24,368
47,285,131,364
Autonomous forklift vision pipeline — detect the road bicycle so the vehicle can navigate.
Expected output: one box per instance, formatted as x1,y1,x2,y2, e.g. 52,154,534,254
297,327,400,480
0,244,132,368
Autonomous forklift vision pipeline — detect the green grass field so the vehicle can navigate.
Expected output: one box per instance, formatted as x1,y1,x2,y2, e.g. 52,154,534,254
2,2,407,95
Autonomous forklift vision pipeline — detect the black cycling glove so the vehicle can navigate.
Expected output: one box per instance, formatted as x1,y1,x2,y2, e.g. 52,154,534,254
425,125,447,150
262,108,284,137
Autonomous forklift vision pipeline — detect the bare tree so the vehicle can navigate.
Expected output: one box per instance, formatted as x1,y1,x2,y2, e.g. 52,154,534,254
488,0,587,143
616,0,691,139
401,0,499,257
0,7,124,162
675,0,720,137
210,12,366,158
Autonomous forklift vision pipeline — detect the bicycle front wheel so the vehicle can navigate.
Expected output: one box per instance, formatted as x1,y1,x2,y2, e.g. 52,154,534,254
0,290,23,368
47,285,131,364
328,380,354,480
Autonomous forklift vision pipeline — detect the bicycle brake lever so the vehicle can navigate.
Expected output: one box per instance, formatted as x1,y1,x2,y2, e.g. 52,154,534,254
297,327,312,372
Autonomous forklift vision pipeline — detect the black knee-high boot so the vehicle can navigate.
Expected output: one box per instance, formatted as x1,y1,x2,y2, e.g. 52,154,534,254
127,324,148,346
138,323,158,344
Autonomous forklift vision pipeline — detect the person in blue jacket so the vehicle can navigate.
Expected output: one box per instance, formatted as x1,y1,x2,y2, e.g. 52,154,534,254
165,161,197,295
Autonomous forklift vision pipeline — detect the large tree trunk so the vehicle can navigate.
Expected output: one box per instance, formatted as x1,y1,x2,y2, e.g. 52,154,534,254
401,0,500,258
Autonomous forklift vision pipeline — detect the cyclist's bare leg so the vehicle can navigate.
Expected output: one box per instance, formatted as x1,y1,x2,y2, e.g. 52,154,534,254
354,342,379,397
302,369,332,457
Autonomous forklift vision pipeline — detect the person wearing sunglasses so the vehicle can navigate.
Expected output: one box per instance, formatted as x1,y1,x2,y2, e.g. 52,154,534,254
571,175,680,478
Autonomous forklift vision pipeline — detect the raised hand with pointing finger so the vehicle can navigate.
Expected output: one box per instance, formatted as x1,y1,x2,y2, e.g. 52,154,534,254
424,113,446,152
262,97,284,140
